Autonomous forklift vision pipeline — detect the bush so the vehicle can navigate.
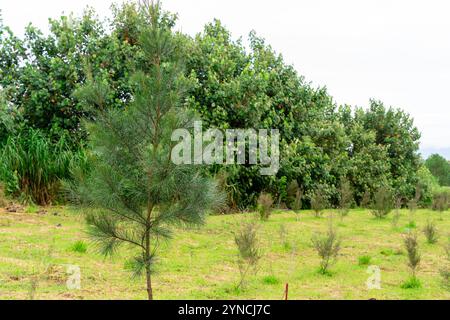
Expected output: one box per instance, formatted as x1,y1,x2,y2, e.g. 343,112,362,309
235,223,261,289
311,225,341,275
0,129,86,205
371,186,393,219
287,180,303,213
338,178,353,218
311,188,328,218
432,191,449,212
423,221,439,244
404,232,421,278
360,190,371,208
257,193,273,221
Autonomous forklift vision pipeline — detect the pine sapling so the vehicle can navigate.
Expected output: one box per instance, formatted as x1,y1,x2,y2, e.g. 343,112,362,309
67,1,222,300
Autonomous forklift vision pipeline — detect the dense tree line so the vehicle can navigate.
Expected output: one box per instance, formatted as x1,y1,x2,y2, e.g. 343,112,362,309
0,2,430,208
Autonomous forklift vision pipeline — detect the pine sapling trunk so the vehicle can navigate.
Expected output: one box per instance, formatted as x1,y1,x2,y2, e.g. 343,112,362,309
145,236,153,300
145,203,154,300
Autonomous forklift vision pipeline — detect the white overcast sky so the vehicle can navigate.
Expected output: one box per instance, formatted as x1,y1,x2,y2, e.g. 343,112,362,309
1,0,449,158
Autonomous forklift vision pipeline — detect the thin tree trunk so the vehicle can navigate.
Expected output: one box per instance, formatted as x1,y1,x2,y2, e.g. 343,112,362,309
146,260,153,300
145,233,153,300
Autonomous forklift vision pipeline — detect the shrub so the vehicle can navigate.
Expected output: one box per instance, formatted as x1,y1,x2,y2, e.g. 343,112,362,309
360,190,371,209
404,232,421,279
287,180,302,220
371,186,393,219
423,221,439,244
338,178,353,218
70,241,88,254
0,129,85,205
358,255,372,266
257,193,273,221
311,225,341,275
432,191,449,212
235,223,261,289
311,188,328,218
279,224,291,250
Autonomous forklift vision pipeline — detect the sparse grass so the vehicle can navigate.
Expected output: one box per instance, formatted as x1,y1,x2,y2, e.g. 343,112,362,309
0,207,449,300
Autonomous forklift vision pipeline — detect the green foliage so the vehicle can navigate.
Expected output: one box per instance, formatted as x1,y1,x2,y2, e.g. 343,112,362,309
0,128,85,204
423,221,438,244
262,275,280,285
401,277,421,289
311,225,341,275
257,193,273,221
0,1,424,210
66,2,222,300
338,178,353,218
425,154,450,186
404,232,421,278
371,186,393,219
416,165,439,206
235,222,261,289
358,255,371,266
432,191,449,212
70,241,88,253
311,188,328,218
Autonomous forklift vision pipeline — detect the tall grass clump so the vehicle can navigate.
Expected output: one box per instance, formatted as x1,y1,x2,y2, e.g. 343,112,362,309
0,129,85,205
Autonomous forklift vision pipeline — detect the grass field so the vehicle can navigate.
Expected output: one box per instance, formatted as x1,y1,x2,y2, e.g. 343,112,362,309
0,206,448,300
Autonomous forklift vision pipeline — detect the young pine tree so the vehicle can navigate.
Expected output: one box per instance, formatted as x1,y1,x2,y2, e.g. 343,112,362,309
68,1,222,300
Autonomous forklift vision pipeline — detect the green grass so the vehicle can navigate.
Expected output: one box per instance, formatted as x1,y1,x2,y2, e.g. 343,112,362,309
0,208,449,300
69,241,87,254
401,277,422,289
358,255,372,266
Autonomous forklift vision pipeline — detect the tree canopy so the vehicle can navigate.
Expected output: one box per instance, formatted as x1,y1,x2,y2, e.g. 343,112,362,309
0,1,425,207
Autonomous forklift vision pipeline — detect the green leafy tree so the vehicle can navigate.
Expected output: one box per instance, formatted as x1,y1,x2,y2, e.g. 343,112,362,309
67,1,222,300
425,154,450,186
358,101,421,199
